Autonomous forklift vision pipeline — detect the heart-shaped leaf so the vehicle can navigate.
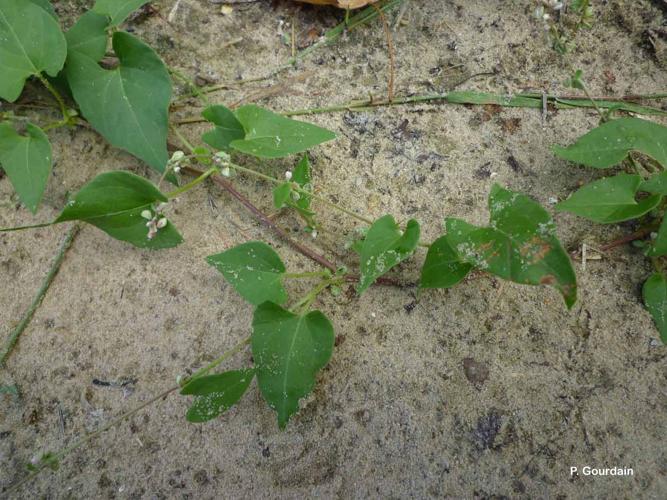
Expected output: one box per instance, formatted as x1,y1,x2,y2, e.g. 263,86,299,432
357,215,420,293
420,235,472,289
556,173,662,224
66,31,171,173
181,368,256,423
0,122,51,213
206,242,288,305
252,302,334,429
201,105,245,152
643,273,667,344
92,0,149,26
56,171,182,249
65,10,109,61
554,118,667,169
447,185,577,308
0,0,67,102
230,105,336,158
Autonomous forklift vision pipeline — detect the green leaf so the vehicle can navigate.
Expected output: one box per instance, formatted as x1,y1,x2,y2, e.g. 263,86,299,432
65,11,109,61
0,122,51,214
554,118,667,169
252,302,334,429
447,185,577,308
201,105,245,152
66,31,171,173
206,242,288,305
556,173,661,224
230,105,336,158
420,235,472,289
28,0,56,18
640,171,667,196
643,273,667,344
291,155,313,216
181,368,256,423
56,171,182,249
273,182,292,209
357,215,421,294
93,0,148,26
648,217,667,257
0,0,67,102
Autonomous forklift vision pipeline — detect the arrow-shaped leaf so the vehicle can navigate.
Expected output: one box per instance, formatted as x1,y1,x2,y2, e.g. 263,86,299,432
252,302,334,429
56,171,182,249
447,185,577,308
230,105,336,159
554,118,667,169
66,31,171,173
357,215,420,293
180,368,256,423
206,242,288,305
556,173,661,224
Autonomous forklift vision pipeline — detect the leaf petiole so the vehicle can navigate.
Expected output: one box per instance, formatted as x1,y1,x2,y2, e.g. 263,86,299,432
166,166,218,199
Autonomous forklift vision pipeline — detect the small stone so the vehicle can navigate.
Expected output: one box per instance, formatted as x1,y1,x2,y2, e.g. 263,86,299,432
463,357,489,386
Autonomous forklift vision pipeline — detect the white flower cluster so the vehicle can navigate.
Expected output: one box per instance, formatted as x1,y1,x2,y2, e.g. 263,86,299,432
535,0,564,29
141,203,168,240
213,151,232,177
168,150,186,174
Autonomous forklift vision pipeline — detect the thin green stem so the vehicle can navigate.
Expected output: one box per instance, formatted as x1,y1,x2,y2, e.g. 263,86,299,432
166,167,218,198
37,74,70,123
0,225,79,366
5,336,251,494
184,337,251,384
170,125,195,153
169,67,211,106
0,221,54,233
227,162,374,225
283,271,331,280
290,277,345,314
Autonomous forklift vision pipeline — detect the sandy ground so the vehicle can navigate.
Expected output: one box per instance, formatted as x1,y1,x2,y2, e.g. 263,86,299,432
1,0,667,498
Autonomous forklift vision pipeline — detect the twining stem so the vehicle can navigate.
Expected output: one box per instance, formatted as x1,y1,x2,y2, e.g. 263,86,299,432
184,337,251,382
36,74,70,124
224,162,374,225
0,225,79,366
5,336,252,494
166,167,219,199
170,125,195,152
290,277,345,314
169,67,211,106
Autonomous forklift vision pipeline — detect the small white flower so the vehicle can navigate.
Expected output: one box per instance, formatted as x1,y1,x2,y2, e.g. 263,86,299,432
285,170,293,181
173,165,181,174
156,218,168,229
221,166,231,177
311,230,318,239
141,210,152,220
170,150,185,163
